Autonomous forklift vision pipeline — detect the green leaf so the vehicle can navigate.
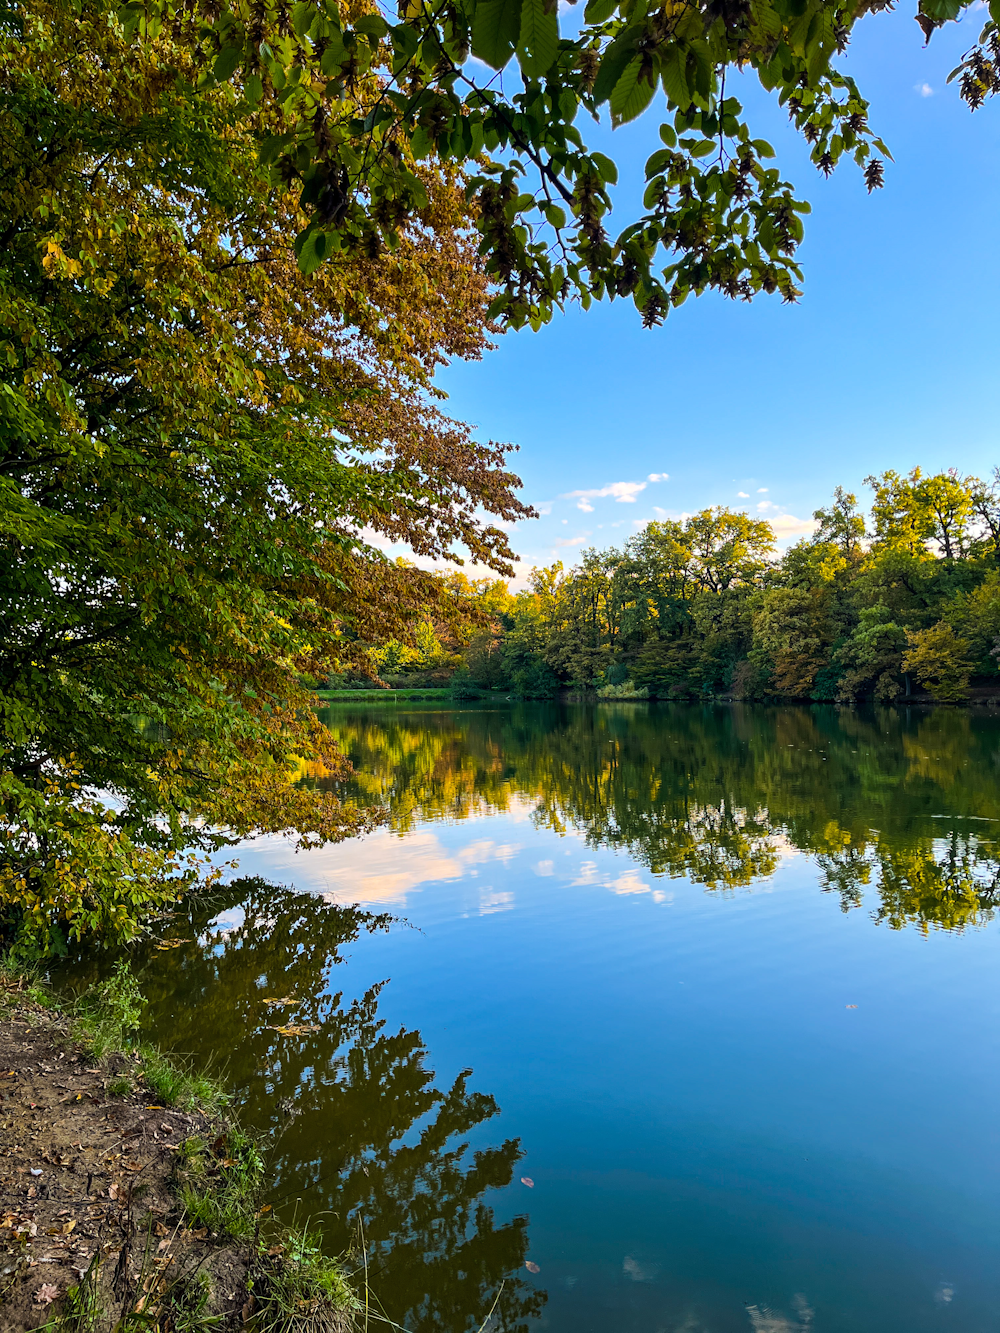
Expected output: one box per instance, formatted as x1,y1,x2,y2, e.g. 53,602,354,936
544,204,567,227
645,147,673,177
471,0,522,69
244,73,263,106
291,2,315,37
658,122,677,147
584,0,619,21
610,57,655,124
355,13,389,37
590,151,618,184
921,0,962,17
592,27,640,104
517,0,559,79
213,44,243,83
659,45,690,107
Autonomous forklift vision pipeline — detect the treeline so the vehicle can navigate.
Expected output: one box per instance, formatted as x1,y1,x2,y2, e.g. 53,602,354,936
363,467,1000,704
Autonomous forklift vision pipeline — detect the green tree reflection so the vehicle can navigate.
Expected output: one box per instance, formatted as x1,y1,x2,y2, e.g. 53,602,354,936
94,880,545,1333
319,702,1000,933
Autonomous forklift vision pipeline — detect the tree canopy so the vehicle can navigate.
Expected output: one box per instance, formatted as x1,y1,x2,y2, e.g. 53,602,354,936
119,0,995,327
0,0,529,951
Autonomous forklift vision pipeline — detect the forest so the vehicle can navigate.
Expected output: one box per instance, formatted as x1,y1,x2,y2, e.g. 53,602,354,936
364,468,1000,705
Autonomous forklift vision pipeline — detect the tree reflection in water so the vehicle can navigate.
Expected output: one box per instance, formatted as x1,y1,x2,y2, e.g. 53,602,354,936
65,879,544,1333
317,701,1000,933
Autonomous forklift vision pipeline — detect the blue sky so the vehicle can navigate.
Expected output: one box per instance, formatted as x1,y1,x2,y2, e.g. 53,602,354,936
423,4,1000,581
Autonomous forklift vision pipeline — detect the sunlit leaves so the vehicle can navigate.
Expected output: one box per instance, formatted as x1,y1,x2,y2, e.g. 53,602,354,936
472,0,522,67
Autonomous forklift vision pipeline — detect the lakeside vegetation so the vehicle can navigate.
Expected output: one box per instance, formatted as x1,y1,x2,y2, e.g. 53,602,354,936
366,470,1000,706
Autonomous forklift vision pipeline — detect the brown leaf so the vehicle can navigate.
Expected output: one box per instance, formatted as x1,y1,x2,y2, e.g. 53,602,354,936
525,1261,540,1274
34,1284,59,1305
520,1176,534,1188
154,1222,169,1237
267,1024,320,1036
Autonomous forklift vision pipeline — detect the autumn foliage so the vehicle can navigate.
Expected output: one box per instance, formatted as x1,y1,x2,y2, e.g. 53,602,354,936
0,0,529,951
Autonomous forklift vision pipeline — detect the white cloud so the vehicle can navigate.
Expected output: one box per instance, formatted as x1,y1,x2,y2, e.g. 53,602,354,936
534,860,554,876
647,472,669,483
757,500,776,512
553,533,590,548
757,487,769,493
769,513,819,537
230,830,512,908
563,480,647,511
479,890,514,916
916,82,934,97
737,491,749,498
609,869,650,895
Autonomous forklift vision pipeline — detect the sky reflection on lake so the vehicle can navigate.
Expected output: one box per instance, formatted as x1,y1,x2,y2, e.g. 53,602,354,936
80,704,1000,1332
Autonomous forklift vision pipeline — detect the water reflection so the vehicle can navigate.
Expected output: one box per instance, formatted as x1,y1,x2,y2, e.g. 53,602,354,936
314,703,1000,933
63,879,545,1333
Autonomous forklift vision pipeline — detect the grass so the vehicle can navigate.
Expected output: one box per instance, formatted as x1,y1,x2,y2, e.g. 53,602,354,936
175,1127,265,1240
2,961,373,1333
249,1226,360,1333
314,688,452,702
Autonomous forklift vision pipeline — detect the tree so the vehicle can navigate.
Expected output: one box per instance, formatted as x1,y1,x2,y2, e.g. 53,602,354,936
119,0,994,331
0,2,530,951
903,622,974,702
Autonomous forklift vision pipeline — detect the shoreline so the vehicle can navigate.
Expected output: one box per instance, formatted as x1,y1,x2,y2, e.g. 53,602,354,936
0,973,357,1333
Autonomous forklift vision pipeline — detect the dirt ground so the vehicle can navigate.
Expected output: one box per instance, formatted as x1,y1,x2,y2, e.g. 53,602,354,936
0,999,248,1331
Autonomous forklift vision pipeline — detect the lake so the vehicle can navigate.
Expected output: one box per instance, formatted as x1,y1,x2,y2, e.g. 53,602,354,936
66,703,1000,1332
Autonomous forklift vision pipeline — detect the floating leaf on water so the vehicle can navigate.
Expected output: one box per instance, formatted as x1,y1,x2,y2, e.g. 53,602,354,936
263,996,298,1006
520,1177,534,1188
154,939,190,950
525,1260,540,1274
267,1024,320,1036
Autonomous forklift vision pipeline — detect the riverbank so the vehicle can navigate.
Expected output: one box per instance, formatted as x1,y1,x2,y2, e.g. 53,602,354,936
0,972,358,1333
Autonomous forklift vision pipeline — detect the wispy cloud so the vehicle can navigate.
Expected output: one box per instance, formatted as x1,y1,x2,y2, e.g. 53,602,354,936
553,533,590,548
563,480,648,512
737,491,749,498
757,486,769,493
916,81,934,97
647,472,669,483
769,513,818,537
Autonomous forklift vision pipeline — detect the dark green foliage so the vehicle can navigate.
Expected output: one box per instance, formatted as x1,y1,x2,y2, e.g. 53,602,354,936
453,472,1000,703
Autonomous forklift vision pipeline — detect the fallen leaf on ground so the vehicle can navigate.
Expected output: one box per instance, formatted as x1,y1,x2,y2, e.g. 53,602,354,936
520,1177,534,1188
34,1285,59,1305
525,1261,540,1274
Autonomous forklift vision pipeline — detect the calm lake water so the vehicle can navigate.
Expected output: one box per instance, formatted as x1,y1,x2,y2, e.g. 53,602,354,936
67,704,1000,1332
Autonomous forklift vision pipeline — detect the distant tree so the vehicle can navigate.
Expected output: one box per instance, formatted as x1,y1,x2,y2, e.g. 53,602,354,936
903,623,974,703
